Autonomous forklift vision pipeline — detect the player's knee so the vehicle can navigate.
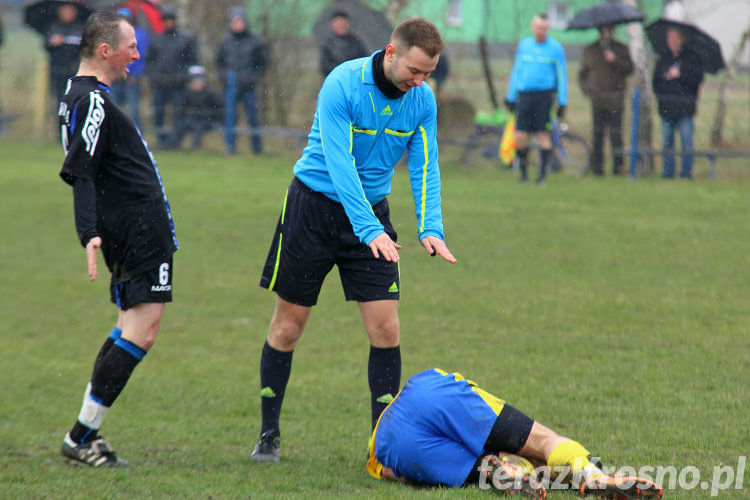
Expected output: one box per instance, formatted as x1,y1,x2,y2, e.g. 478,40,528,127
268,320,304,350
368,317,400,347
136,324,159,351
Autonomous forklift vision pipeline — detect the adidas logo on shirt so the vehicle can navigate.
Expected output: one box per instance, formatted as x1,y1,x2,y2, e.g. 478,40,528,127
380,105,393,116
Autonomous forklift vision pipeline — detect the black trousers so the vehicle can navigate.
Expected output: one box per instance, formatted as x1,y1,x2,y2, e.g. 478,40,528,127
590,105,624,175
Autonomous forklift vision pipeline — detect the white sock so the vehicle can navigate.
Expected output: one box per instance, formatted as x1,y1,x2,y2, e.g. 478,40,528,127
82,382,92,406
77,393,109,430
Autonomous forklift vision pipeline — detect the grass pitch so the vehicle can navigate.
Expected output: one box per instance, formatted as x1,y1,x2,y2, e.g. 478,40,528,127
0,140,747,499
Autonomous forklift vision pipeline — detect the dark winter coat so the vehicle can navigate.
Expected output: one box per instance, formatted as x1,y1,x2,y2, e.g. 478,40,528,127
319,33,369,76
45,20,84,78
216,30,267,91
146,28,197,89
652,48,704,119
578,39,633,111
184,86,224,123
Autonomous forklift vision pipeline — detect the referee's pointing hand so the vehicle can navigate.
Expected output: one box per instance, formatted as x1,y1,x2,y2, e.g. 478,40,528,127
86,237,102,281
421,235,457,263
368,233,402,262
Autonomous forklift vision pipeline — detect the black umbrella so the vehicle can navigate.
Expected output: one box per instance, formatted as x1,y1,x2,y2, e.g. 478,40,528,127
23,0,92,35
567,1,644,30
646,19,725,74
312,0,393,53
87,0,165,33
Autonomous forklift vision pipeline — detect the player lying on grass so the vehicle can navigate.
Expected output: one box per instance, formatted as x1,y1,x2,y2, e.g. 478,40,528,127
367,368,662,499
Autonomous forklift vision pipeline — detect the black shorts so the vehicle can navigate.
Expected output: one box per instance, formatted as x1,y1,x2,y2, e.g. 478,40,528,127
515,90,554,132
259,177,400,307
110,257,173,310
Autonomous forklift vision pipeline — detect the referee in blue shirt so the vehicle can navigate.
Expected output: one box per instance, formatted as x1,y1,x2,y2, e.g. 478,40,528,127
252,17,456,462
505,14,567,184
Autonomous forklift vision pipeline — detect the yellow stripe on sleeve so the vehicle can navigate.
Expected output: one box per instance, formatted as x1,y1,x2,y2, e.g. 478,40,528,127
418,125,428,233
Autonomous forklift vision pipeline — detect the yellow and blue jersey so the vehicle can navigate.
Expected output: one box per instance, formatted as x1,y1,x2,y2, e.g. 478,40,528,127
506,37,568,107
293,51,444,246
367,368,507,486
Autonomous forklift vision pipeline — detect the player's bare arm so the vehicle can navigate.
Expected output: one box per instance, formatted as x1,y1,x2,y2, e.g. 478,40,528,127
85,236,102,281
368,232,402,262
420,235,456,263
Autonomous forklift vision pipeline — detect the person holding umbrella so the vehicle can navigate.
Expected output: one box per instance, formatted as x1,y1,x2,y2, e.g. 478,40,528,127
319,10,369,78
578,24,633,176
568,2,643,177
44,1,86,104
651,26,704,179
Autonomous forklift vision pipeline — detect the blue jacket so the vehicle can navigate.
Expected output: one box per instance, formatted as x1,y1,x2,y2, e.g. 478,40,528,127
128,26,149,77
293,52,444,245
506,36,568,106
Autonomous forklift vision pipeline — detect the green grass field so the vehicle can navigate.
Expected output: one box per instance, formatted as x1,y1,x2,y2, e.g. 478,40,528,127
0,140,748,499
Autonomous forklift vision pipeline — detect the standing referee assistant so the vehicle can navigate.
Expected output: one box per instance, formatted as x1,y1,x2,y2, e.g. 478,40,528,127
505,14,568,184
57,10,178,467
251,18,456,462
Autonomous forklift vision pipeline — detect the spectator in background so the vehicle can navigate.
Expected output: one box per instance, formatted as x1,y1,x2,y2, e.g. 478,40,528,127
429,51,450,95
45,2,85,104
0,11,5,135
652,27,703,179
578,24,633,176
111,7,149,129
319,10,369,78
504,14,567,184
170,65,223,150
217,6,267,155
146,6,197,148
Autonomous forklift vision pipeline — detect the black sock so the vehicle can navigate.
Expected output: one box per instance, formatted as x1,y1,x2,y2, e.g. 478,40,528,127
69,421,97,445
69,338,145,445
368,345,401,429
517,147,529,178
259,341,293,435
539,148,553,180
91,339,145,407
92,326,122,379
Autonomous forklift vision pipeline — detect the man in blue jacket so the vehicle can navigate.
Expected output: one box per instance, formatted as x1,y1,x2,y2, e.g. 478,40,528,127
505,14,567,184
251,17,456,463
111,7,149,129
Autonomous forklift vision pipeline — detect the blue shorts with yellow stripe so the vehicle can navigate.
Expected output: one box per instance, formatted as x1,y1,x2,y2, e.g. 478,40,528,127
369,368,532,487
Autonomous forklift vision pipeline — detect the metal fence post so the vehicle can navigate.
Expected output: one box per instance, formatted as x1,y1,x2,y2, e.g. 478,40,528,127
630,88,640,180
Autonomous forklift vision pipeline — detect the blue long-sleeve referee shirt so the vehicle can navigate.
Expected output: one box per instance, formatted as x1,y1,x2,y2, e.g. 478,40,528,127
293,51,444,246
506,36,568,106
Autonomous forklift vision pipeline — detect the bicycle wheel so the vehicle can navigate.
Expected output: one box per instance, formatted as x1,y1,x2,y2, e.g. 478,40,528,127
556,131,591,177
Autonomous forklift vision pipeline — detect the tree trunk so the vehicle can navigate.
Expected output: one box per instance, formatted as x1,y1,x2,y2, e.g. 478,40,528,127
710,27,750,147
625,0,654,174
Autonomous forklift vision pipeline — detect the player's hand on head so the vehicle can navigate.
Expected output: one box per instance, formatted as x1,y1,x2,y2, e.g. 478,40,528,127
368,232,402,262
420,235,457,263
85,237,102,281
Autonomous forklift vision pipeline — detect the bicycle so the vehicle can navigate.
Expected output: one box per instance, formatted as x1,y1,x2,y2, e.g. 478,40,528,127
460,114,591,177
549,120,591,177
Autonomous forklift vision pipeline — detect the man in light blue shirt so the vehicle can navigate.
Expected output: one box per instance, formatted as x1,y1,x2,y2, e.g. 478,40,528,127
505,14,567,184
252,18,456,463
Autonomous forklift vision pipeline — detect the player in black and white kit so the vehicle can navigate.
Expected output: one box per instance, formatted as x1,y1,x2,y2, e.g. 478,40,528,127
57,10,177,467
